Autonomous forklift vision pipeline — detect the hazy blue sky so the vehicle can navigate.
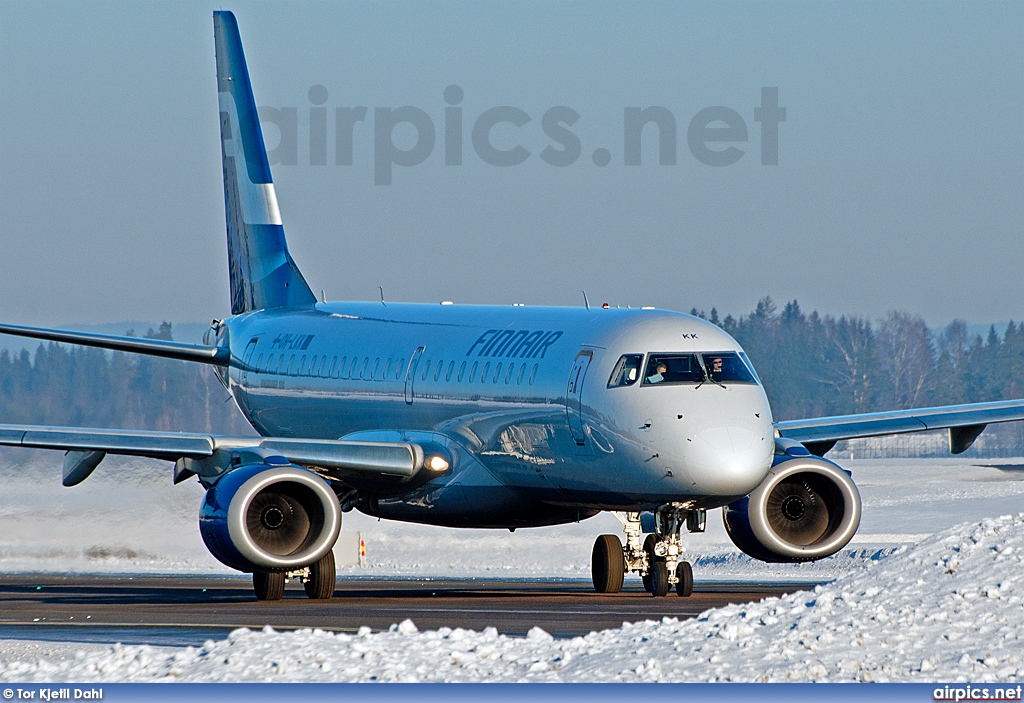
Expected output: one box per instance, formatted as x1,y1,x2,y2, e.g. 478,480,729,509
1,1,1022,330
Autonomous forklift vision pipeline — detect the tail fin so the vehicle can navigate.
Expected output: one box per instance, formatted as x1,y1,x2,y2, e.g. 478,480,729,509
213,11,316,315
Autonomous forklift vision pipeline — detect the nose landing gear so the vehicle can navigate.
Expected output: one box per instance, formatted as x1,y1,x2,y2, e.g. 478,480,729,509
590,505,703,597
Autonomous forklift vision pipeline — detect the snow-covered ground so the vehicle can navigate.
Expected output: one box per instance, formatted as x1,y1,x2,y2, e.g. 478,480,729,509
1,450,1023,681
0,513,1022,682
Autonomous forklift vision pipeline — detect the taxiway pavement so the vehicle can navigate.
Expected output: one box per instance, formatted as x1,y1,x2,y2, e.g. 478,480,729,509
0,575,814,645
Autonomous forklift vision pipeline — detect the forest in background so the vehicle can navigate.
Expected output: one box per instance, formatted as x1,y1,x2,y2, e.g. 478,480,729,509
3,304,1024,456
0,322,253,436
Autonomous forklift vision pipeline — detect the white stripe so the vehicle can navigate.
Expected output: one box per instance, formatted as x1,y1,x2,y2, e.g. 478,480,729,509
218,92,283,226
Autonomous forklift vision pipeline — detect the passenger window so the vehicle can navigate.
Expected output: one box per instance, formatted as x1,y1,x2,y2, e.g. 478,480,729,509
331,356,339,378
288,354,296,375
360,357,369,380
701,351,757,385
371,357,380,380
309,355,318,376
643,354,703,385
266,354,275,374
505,363,514,383
422,360,431,382
481,362,490,382
529,364,538,385
434,360,443,382
469,362,478,382
608,354,644,388
517,364,526,384
493,362,502,382
396,359,405,379
457,361,466,382
298,355,307,376
383,358,392,379
446,361,455,382
349,357,358,379
320,357,329,378
255,354,264,372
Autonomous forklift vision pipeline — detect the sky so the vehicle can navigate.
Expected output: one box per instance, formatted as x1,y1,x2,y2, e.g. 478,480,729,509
1,1,1022,330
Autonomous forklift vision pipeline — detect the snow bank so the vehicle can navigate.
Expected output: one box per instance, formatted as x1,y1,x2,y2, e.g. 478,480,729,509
2,514,1023,683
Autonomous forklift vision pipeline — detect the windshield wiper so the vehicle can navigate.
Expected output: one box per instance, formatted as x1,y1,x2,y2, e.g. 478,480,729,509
695,360,726,389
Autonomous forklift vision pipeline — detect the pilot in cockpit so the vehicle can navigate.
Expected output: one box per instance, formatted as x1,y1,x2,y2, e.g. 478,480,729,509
647,362,668,384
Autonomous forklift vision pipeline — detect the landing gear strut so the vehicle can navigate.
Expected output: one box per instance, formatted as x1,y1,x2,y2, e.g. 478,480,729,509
251,551,337,601
589,505,704,597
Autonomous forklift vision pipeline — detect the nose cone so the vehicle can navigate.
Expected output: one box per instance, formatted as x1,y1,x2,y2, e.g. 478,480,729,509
688,425,773,496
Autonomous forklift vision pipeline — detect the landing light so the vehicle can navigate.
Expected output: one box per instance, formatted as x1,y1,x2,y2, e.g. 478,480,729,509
426,455,450,472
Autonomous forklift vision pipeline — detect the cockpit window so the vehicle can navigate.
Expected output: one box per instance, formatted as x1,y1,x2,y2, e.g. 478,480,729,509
701,351,757,384
739,351,760,383
643,354,704,385
608,354,644,387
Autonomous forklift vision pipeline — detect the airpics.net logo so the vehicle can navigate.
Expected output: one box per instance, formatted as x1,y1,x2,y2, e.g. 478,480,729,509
257,86,785,185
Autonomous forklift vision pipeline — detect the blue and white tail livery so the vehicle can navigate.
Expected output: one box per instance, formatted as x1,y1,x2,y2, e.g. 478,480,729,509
2,10,1024,600
213,11,315,315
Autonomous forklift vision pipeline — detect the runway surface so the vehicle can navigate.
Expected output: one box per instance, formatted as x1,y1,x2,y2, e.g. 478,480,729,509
0,575,817,646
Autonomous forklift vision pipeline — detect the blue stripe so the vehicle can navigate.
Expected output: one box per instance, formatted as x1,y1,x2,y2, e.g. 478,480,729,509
214,11,273,185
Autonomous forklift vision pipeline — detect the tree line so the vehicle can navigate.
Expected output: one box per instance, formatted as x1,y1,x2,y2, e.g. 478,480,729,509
0,323,252,435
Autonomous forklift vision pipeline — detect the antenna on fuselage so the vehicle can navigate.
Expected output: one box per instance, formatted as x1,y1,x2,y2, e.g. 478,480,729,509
379,286,386,307
321,290,326,303
582,291,590,311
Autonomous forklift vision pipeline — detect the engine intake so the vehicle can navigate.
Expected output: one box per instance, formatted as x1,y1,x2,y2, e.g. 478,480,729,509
199,462,341,572
723,452,861,563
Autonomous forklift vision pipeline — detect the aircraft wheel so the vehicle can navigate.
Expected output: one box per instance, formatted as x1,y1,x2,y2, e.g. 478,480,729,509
253,571,286,601
591,534,625,593
649,560,670,597
304,550,336,600
641,534,658,593
675,560,694,597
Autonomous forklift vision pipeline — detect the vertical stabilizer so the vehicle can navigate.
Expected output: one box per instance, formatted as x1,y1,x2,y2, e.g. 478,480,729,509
213,11,316,314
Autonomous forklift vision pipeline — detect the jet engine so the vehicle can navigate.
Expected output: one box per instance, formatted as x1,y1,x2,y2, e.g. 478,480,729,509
199,460,342,572
723,445,861,563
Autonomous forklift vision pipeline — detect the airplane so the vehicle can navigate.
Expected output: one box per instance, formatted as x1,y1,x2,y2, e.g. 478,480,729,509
3,10,1024,601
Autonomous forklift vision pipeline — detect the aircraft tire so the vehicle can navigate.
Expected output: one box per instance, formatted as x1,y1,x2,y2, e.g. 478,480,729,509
591,534,625,593
650,560,670,597
253,571,286,601
641,534,658,593
304,550,336,600
675,560,694,597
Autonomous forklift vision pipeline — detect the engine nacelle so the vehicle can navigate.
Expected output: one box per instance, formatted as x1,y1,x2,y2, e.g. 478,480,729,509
199,461,341,572
723,451,861,563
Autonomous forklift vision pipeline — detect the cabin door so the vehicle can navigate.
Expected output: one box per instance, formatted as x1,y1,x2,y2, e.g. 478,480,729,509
565,350,593,445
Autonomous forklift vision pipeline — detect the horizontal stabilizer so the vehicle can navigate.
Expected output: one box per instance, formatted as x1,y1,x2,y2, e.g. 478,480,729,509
0,323,231,366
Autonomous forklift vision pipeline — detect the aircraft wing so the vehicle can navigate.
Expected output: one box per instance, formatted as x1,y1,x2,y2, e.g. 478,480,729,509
0,323,231,366
775,398,1024,455
0,423,425,485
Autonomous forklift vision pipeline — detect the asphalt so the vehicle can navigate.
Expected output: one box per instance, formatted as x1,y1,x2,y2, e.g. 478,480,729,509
0,575,817,646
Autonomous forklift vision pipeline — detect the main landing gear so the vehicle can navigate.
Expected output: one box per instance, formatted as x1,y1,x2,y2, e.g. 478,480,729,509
252,550,337,601
591,504,704,597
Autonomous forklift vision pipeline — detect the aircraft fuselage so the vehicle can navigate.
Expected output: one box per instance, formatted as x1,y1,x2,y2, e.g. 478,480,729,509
215,301,776,527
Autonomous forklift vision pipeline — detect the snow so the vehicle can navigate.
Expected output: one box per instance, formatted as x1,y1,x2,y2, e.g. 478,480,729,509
0,513,1023,682
1,450,1024,681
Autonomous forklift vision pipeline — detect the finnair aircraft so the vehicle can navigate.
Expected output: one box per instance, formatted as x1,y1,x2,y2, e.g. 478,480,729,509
3,11,1023,600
